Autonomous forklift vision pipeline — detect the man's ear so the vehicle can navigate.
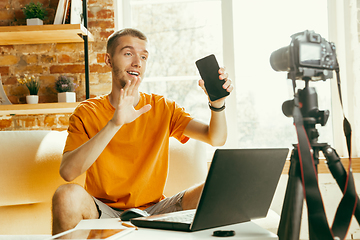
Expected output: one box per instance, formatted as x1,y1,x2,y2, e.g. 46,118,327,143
105,53,112,68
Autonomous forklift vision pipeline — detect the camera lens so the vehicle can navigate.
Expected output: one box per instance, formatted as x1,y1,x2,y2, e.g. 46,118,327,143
270,46,290,72
282,100,294,117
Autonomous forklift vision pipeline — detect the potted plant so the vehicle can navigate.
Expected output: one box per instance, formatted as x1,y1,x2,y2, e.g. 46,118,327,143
17,75,40,104
22,2,47,26
55,75,77,102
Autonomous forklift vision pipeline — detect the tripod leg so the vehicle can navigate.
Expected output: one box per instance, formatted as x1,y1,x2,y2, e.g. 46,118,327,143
278,149,304,240
323,145,360,225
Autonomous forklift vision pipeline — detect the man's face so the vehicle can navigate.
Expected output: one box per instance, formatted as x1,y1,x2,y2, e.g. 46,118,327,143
107,35,149,88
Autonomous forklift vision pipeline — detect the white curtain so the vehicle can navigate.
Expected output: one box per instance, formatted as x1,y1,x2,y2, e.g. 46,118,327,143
328,0,360,157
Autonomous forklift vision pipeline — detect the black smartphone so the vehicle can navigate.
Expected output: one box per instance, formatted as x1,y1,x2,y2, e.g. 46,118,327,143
195,54,229,102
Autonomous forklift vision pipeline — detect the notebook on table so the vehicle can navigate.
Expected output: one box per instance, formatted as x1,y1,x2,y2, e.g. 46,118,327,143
131,148,288,232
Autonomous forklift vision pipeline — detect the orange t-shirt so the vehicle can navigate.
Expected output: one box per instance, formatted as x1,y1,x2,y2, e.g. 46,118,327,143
64,93,193,210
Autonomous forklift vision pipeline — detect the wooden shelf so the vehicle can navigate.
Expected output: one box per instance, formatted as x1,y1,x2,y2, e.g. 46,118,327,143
0,24,94,45
0,102,79,115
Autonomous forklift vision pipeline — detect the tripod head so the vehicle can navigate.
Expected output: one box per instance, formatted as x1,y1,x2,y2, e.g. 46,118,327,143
282,79,330,144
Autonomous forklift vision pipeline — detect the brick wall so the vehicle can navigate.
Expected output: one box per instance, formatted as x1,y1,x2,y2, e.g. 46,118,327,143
0,0,115,130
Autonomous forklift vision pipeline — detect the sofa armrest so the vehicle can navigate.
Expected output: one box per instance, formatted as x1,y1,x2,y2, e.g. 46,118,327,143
0,130,85,234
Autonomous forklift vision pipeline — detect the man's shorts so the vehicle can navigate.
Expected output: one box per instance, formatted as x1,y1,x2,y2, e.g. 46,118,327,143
93,190,186,219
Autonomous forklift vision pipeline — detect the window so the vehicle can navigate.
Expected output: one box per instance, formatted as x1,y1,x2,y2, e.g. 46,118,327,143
232,0,332,149
128,0,223,123
116,0,358,157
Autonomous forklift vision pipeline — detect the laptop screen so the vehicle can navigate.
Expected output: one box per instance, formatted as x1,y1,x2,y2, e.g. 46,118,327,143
191,148,288,231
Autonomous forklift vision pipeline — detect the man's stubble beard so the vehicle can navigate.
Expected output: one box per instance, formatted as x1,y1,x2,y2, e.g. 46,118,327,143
112,66,127,88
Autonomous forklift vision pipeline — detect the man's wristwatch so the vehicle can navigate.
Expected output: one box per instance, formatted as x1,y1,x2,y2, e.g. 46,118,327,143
208,102,225,112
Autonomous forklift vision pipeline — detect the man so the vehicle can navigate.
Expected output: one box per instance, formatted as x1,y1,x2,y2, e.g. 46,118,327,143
52,28,233,235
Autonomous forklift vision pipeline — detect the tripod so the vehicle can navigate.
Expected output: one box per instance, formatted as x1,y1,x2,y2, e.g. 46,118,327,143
277,83,360,240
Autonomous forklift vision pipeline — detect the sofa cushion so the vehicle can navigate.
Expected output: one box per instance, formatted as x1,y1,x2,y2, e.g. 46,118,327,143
165,138,208,197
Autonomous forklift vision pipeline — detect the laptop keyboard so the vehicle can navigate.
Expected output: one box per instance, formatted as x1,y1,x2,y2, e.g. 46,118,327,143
156,211,195,224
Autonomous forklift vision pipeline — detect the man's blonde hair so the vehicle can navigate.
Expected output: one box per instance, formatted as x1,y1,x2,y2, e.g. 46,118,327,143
106,28,148,57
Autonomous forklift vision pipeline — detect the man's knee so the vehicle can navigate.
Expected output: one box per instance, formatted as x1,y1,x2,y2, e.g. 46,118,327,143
52,183,98,217
52,184,98,235
52,183,99,219
182,183,204,210
52,184,84,208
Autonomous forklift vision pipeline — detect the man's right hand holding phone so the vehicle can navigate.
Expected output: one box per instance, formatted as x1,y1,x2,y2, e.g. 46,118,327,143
198,67,233,110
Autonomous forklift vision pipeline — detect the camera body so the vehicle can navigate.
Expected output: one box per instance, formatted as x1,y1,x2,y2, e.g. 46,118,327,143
270,30,338,81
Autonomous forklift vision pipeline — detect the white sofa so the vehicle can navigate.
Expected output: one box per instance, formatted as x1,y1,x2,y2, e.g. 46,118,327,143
0,130,208,235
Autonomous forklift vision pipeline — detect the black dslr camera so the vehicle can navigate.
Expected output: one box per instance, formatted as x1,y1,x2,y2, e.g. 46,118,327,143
270,30,338,81
270,30,337,129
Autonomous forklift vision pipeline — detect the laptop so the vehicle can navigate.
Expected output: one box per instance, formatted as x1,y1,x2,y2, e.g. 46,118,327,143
131,148,288,232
